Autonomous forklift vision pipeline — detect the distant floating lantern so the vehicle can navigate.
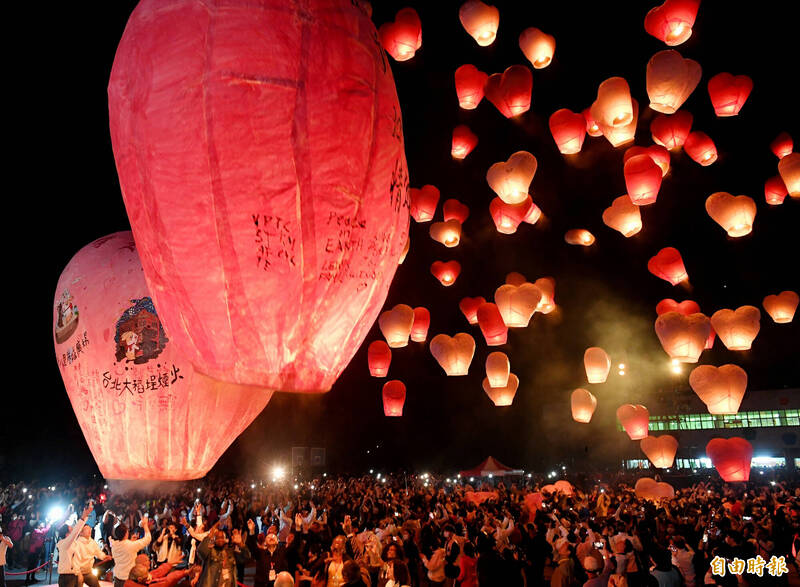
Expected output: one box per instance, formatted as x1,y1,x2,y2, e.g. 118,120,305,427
603,195,643,237
378,304,415,348
651,110,693,150
646,50,701,114
454,64,488,109
485,65,533,118
410,185,440,222
648,247,688,285
689,364,747,414
549,109,587,154
477,302,508,345
378,7,422,62
624,144,670,176
534,277,556,313
706,437,753,482
705,192,756,237
763,291,799,324
411,307,431,342
571,388,597,423
584,347,611,383
656,298,700,316
459,0,499,46
711,306,761,351
443,199,470,224
625,154,663,206
617,404,650,440
640,435,679,468
519,27,555,69
430,260,461,286
764,176,788,205
778,153,800,198
490,196,534,234
382,380,406,417
707,73,753,117
487,151,538,204
644,0,700,46
770,132,793,159
368,341,392,377
655,311,711,363
485,351,511,388
591,77,634,129
483,373,519,406
684,131,717,165
459,296,486,325
599,100,639,148
583,108,603,137
495,283,542,327
452,125,479,159
564,229,596,246
429,219,462,247
430,333,476,376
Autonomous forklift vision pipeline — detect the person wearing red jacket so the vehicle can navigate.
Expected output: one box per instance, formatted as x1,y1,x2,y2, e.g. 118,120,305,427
456,542,477,587
26,522,51,585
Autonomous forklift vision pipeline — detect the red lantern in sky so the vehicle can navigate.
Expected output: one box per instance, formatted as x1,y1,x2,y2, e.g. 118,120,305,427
443,199,470,224
646,50,701,114
378,7,422,62
477,302,508,346
485,65,533,118
431,261,461,286
368,340,392,377
564,229,595,246
410,185,441,222
624,145,670,176
764,176,788,205
459,296,486,325
382,380,406,417
706,438,753,482
54,232,273,480
617,404,650,440
490,197,534,234
763,291,799,324
648,247,688,285
452,125,479,160
707,73,753,117
455,64,488,110
770,132,793,159
644,0,700,46
109,0,409,393
459,0,499,46
625,155,663,206
656,299,700,316
523,203,543,225
651,111,693,150
583,108,603,137
779,153,800,198
519,27,555,69
571,389,597,423
549,109,587,155
411,307,431,342
603,195,643,237
684,131,718,165
430,333,476,375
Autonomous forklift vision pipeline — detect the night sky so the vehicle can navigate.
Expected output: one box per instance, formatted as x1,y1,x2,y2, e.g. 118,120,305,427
4,1,799,481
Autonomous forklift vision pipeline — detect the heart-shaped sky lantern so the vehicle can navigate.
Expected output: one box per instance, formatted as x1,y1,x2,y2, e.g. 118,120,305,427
710,306,761,351
646,50,701,114
429,219,462,248
648,247,688,285
54,232,273,480
494,283,542,327
487,151,538,204
490,197,535,234
484,65,533,118
644,0,700,46
410,185,441,222
108,0,409,393
689,364,747,414
656,298,701,316
482,373,519,406
602,195,643,237
706,437,753,482
431,260,461,286
430,333,476,376
459,297,486,324
655,311,710,363
378,7,422,62
634,477,675,501
707,73,753,117
443,199,470,224
705,192,757,237
763,291,799,324
625,145,671,176
617,404,650,440
640,435,679,468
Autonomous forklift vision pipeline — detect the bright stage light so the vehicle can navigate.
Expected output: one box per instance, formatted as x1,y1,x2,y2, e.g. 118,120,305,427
47,506,64,522
271,465,286,481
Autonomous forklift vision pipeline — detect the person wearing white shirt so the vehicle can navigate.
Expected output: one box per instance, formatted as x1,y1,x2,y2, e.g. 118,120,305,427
110,514,152,587
1,525,14,587
57,504,94,587
74,524,111,587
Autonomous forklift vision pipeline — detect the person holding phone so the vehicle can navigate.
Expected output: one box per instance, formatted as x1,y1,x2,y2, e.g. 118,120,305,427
111,512,152,587
56,503,94,587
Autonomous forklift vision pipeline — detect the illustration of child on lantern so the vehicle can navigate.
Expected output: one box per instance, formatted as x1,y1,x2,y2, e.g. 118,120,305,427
114,297,169,364
55,289,79,344
120,331,140,361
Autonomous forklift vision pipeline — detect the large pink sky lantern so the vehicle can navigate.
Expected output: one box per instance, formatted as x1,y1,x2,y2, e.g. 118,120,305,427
108,0,409,392
53,232,273,480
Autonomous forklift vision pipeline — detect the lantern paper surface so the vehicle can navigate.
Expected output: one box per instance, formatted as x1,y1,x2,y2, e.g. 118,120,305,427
485,351,510,388
634,478,675,501
459,297,486,325
459,0,499,46
429,219,462,248
108,0,409,393
655,312,711,363
487,151,538,204
522,202,543,225
651,111,693,150
564,229,595,246
519,27,555,69
583,108,603,137
706,438,753,482
452,124,478,160
707,73,753,117
705,192,756,237
430,333,475,375
549,109,587,155
443,199,470,224
378,7,422,62
624,145,670,176
778,153,800,198
571,388,597,423
684,131,718,165
411,307,431,342
603,196,643,237
379,304,415,348
625,155,663,206
367,340,392,377
764,176,788,205
431,260,461,286
770,132,793,159
534,277,556,314
485,66,533,118
689,364,747,415
410,185,440,222
648,247,688,285
494,283,542,327
711,306,761,351
490,197,534,234
591,77,634,129
454,64,488,109
644,0,699,46
382,380,406,417
656,299,700,316
506,272,527,287
482,373,519,406
598,100,639,148
584,347,611,384
617,404,650,440
763,291,799,324
477,302,508,345
646,50,701,114
54,232,273,480
640,435,678,468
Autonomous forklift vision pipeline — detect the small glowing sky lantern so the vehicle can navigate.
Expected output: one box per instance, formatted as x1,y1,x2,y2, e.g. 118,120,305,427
651,110,693,150
549,109,587,155
764,176,788,205
459,0,499,46
706,437,753,482
490,197,534,234
763,291,799,324
411,307,431,342
410,185,440,222
624,145,670,176
770,132,793,159
705,192,756,237
452,125,479,159
656,299,700,316
443,199,470,224
494,283,542,327
534,277,556,314
684,131,717,165
378,7,422,62
430,333,476,375
646,50,701,114
648,247,688,285
583,108,603,137
640,435,679,468
460,297,486,324
644,0,700,46
711,306,761,351
378,304,415,348
485,66,533,118
603,195,643,237
524,203,543,225
655,312,711,363
431,261,461,286
487,151,538,204
564,229,596,246
483,373,519,406
707,73,753,117
477,302,508,345
624,154,663,205
382,380,406,417
571,389,597,423
591,77,634,130
454,64,488,109
778,153,800,198
599,100,639,148
617,404,650,440
519,27,555,69
368,340,392,377
485,351,511,388
429,219,462,247
689,364,747,414
584,347,611,383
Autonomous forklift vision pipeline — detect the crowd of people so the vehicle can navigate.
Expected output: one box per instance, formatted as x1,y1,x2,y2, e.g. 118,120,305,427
1,473,799,587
